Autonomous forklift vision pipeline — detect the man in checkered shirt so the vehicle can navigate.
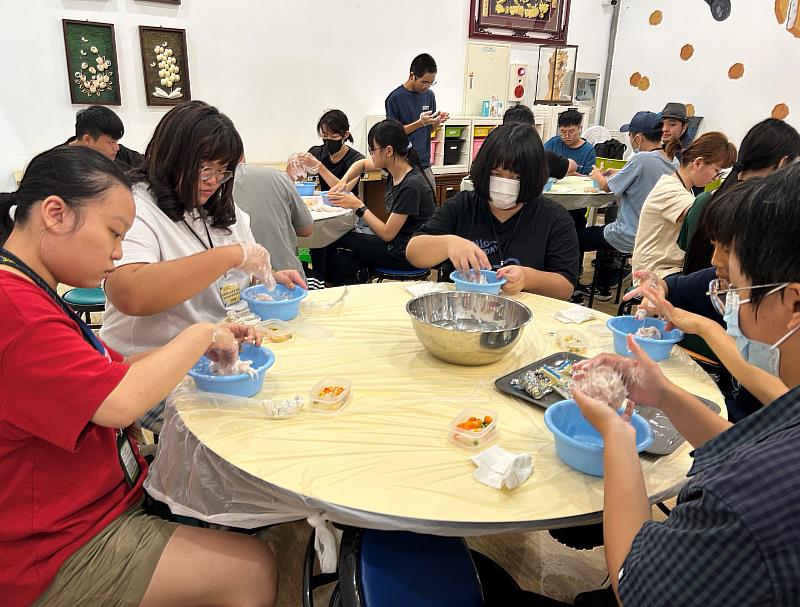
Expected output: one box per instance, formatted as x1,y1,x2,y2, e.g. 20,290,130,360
572,163,800,607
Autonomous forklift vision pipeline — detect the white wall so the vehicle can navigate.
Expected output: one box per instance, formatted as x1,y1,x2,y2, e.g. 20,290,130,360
0,0,612,189
605,0,800,145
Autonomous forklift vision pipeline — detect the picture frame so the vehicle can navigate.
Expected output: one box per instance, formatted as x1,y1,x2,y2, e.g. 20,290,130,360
468,0,572,45
138,26,191,106
535,45,578,105
62,19,121,105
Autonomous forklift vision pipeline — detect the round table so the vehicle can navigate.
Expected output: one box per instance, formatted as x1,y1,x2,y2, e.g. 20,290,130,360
148,283,724,536
297,197,357,249
546,175,615,213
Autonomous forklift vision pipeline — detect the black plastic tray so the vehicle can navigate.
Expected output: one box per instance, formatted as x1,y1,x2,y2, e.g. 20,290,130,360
495,352,723,456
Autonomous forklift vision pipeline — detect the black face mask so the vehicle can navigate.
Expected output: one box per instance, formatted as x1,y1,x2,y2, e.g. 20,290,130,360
323,138,344,155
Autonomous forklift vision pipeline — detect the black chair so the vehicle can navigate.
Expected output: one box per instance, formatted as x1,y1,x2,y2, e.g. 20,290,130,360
587,248,632,309
63,287,106,329
371,267,431,283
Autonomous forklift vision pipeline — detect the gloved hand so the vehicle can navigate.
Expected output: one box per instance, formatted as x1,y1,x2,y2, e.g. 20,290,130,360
298,152,321,174
207,324,239,371
238,243,276,289
286,153,307,182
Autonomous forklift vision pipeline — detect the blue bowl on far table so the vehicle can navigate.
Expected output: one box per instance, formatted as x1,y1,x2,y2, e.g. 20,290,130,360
606,316,684,362
242,284,308,321
543,177,556,192
449,269,506,295
545,399,653,477
188,343,275,398
295,181,316,196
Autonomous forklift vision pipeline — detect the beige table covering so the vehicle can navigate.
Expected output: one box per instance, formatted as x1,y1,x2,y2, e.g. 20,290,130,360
297,197,357,249
547,175,615,212
147,283,724,537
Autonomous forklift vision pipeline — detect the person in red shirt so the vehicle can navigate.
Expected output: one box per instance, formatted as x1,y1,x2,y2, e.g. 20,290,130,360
0,146,278,606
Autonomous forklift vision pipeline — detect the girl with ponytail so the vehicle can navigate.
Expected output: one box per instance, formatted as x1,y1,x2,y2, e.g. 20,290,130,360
324,118,437,285
0,146,277,606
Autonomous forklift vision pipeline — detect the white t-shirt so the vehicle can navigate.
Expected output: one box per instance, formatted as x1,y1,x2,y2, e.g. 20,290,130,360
631,173,695,279
100,183,256,355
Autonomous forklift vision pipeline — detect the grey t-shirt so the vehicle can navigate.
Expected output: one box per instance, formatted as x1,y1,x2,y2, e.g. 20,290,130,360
233,165,313,277
604,150,679,253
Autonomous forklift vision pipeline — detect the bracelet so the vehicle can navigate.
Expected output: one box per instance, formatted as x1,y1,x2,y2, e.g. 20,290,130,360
355,206,367,218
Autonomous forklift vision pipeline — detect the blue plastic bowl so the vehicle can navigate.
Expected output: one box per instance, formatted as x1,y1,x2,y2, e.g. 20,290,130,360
543,177,556,192
295,181,316,196
188,343,275,398
545,399,653,476
606,316,684,362
449,269,507,295
242,284,308,321
592,179,600,189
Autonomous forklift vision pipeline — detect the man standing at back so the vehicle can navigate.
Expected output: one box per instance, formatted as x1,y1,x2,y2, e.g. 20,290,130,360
660,102,691,150
385,53,449,185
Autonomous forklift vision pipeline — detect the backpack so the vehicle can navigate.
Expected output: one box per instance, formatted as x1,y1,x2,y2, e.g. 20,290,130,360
593,139,627,160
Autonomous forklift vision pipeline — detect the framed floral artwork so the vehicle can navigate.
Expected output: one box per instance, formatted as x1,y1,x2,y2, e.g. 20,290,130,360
468,0,572,45
62,20,121,105
138,26,191,106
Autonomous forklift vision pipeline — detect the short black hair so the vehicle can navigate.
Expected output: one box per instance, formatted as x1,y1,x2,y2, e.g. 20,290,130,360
410,53,437,78
317,109,354,143
728,162,800,311
470,122,548,203
502,105,535,126
75,105,124,140
557,109,583,128
631,129,663,144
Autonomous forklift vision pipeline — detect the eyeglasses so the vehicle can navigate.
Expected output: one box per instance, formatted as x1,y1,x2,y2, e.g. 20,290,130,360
559,129,580,137
417,78,436,88
368,146,385,155
712,168,726,180
199,166,233,184
706,278,788,316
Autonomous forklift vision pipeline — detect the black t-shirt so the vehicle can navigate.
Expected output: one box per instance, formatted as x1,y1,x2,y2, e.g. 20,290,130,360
384,168,437,253
416,190,579,284
545,151,570,179
308,145,365,191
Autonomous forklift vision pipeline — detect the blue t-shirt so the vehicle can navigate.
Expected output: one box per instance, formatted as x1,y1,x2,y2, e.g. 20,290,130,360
603,150,679,253
385,85,436,168
543,136,596,175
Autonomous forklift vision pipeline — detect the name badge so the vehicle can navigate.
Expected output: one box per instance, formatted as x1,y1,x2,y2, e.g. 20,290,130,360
117,430,141,488
219,278,241,308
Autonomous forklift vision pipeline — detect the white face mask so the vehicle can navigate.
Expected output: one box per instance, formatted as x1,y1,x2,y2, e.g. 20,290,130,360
489,176,520,209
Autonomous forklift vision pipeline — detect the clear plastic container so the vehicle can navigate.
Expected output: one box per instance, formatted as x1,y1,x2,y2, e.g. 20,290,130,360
449,408,499,450
259,319,294,343
307,378,352,414
556,330,590,355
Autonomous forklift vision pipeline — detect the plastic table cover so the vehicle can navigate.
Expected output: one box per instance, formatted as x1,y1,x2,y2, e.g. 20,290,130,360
146,283,724,545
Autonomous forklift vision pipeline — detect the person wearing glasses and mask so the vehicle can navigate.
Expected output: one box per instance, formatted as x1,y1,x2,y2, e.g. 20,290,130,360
101,101,305,430
543,109,596,175
406,123,578,300
568,162,800,607
385,53,449,185
632,132,736,280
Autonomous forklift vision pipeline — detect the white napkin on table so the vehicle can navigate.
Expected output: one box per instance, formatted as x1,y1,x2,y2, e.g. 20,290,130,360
554,305,596,324
470,445,533,490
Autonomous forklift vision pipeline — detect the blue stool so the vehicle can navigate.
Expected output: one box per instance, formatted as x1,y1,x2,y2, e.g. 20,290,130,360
63,287,106,329
303,527,483,607
371,267,431,283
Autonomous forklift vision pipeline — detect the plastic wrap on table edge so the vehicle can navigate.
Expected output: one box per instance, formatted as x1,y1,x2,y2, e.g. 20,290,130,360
144,378,622,552
300,286,349,313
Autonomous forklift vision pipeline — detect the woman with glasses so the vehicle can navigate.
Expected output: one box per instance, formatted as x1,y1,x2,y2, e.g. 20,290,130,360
625,179,788,421
323,119,436,285
631,131,737,279
406,122,578,300
101,101,305,429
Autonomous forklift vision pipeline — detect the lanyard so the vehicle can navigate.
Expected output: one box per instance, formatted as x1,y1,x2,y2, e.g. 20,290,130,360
675,171,690,192
182,217,214,250
0,248,107,356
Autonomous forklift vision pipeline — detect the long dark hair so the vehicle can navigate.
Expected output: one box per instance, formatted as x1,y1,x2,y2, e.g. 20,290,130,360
470,122,548,204
0,146,130,246
682,119,800,274
317,109,354,143
130,100,243,228
367,119,435,196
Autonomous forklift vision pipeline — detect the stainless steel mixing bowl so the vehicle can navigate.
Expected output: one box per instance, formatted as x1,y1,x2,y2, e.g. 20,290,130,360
405,291,533,366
